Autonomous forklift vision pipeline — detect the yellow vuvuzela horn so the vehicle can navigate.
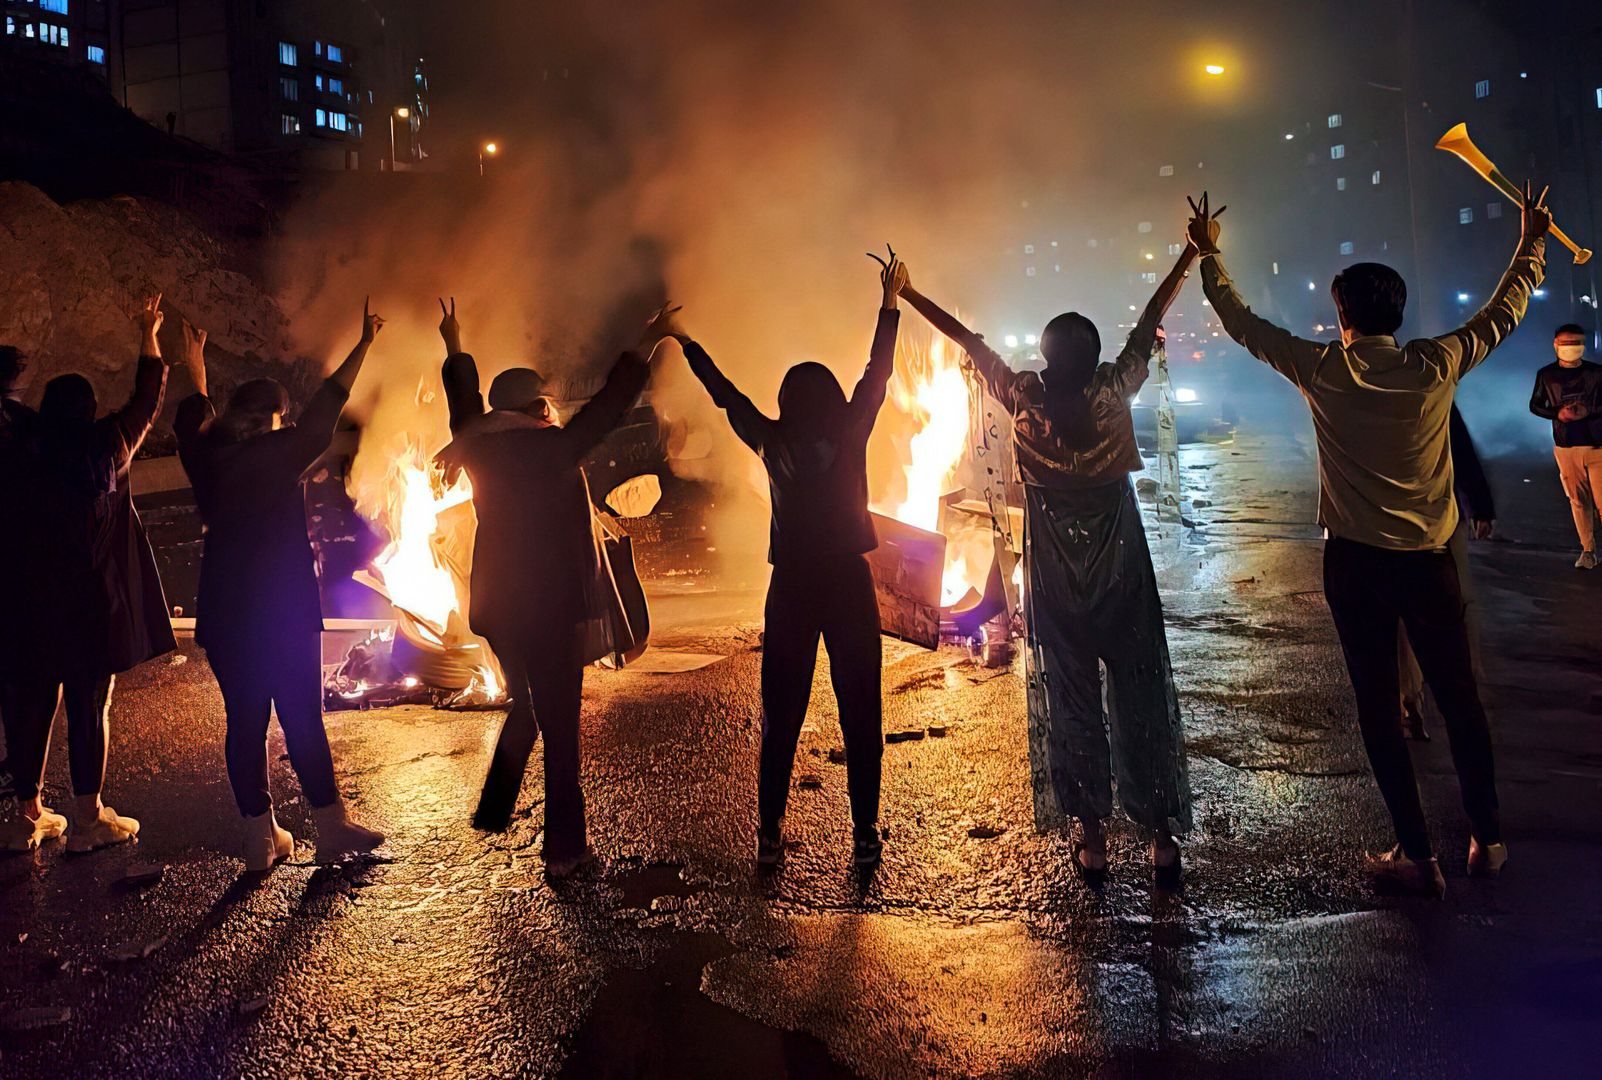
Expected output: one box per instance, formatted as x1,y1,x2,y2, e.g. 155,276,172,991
1436,123,1592,264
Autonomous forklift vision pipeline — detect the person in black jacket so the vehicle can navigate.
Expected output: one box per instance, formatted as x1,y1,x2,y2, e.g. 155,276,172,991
435,299,679,878
2,295,173,853
1529,323,1602,569
1397,405,1496,741
176,303,386,873
676,256,903,870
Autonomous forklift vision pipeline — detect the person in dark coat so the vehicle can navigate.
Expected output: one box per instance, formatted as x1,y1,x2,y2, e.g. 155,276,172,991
1397,405,1496,740
2,295,173,853
676,256,903,870
2,343,46,848
433,299,678,878
898,223,1200,890
175,304,386,873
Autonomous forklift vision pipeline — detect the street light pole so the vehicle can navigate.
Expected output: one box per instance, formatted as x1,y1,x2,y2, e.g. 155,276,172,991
389,106,411,172
478,141,499,177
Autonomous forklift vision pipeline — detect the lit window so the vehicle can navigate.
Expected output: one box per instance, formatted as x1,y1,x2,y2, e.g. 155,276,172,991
279,42,297,66
1339,241,1354,255
1272,261,1279,275
1372,170,1382,185
87,44,105,63
40,0,68,12
1137,221,1153,233
1159,165,1174,177
1168,243,1183,255
314,40,323,57
1487,202,1502,219
1023,243,1035,255
1053,264,1061,273
1459,207,1473,224
1025,266,1036,277
328,78,344,96
314,74,324,91
1336,177,1347,191
25,21,34,38
279,76,298,101
1475,79,1490,98
1328,113,1342,128
327,43,345,63
5,17,13,36
1596,88,1602,109
281,114,301,135
329,112,349,132
314,108,327,127
1330,144,1345,159
1141,272,1157,284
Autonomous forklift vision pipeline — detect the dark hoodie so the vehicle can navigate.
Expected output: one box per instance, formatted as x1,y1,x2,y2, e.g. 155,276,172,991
683,308,899,566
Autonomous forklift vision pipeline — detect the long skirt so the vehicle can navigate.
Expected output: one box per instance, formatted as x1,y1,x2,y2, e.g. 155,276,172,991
1022,478,1193,835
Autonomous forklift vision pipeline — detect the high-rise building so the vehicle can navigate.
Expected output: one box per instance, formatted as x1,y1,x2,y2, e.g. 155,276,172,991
117,0,427,170
2,0,115,78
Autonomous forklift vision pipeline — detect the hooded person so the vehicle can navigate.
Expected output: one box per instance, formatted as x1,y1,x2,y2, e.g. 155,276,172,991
675,256,903,871
1,296,174,854
898,218,1202,890
433,298,676,878
175,304,386,873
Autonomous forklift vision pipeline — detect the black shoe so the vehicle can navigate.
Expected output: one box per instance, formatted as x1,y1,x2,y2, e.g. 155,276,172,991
1072,841,1108,891
852,825,883,868
756,828,785,868
1153,840,1183,892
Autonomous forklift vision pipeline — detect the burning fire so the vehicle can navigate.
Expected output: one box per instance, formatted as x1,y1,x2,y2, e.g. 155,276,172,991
348,436,505,701
874,334,996,607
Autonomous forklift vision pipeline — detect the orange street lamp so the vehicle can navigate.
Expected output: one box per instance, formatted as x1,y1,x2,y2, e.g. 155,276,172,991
479,140,499,176
388,105,412,171
1204,63,1226,76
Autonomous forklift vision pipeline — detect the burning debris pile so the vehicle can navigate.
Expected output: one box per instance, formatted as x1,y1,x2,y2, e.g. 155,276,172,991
325,437,506,710
870,331,1023,653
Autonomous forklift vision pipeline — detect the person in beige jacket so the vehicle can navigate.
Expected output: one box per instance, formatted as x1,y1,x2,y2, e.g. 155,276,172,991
1187,186,1550,897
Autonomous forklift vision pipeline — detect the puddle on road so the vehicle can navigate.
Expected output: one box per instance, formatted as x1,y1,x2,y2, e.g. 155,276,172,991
560,931,856,1079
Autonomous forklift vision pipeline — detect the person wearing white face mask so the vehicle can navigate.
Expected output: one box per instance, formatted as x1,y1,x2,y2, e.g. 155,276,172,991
1530,323,1602,568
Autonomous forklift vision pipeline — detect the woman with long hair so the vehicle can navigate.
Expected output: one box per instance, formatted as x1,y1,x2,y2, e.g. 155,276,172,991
175,303,386,872
898,211,1202,888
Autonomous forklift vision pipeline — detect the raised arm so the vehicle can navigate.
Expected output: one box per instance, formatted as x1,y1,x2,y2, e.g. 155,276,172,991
899,278,1028,412
437,297,485,433
1105,235,1201,399
286,301,384,468
848,250,906,422
108,294,170,465
1436,183,1548,379
558,305,682,460
1191,195,1321,389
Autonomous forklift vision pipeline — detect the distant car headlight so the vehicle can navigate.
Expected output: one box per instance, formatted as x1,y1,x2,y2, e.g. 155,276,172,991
1174,387,1199,403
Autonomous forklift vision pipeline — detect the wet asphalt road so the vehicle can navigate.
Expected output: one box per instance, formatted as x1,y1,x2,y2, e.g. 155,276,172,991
2,434,1600,1079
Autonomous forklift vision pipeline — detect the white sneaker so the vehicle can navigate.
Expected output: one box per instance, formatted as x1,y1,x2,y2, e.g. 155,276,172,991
311,799,384,864
3,807,68,852
67,806,140,853
1576,550,1599,570
242,809,296,872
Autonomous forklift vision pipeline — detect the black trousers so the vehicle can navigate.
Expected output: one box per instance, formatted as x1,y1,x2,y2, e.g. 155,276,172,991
207,632,339,817
0,673,114,802
759,553,883,835
476,628,587,861
1323,537,1501,860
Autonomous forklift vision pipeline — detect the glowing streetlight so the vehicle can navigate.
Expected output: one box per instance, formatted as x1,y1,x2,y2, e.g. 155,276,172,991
388,106,412,171
1204,63,1226,76
479,140,500,176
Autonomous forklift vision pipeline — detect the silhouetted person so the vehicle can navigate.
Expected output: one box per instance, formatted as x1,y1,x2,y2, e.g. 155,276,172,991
0,344,34,826
2,296,173,853
1529,322,1602,568
165,111,176,137
435,299,677,879
1193,184,1550,896
675,257,902,870
1398,405,1495,741
175,305,386,873
900,225,1198,890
